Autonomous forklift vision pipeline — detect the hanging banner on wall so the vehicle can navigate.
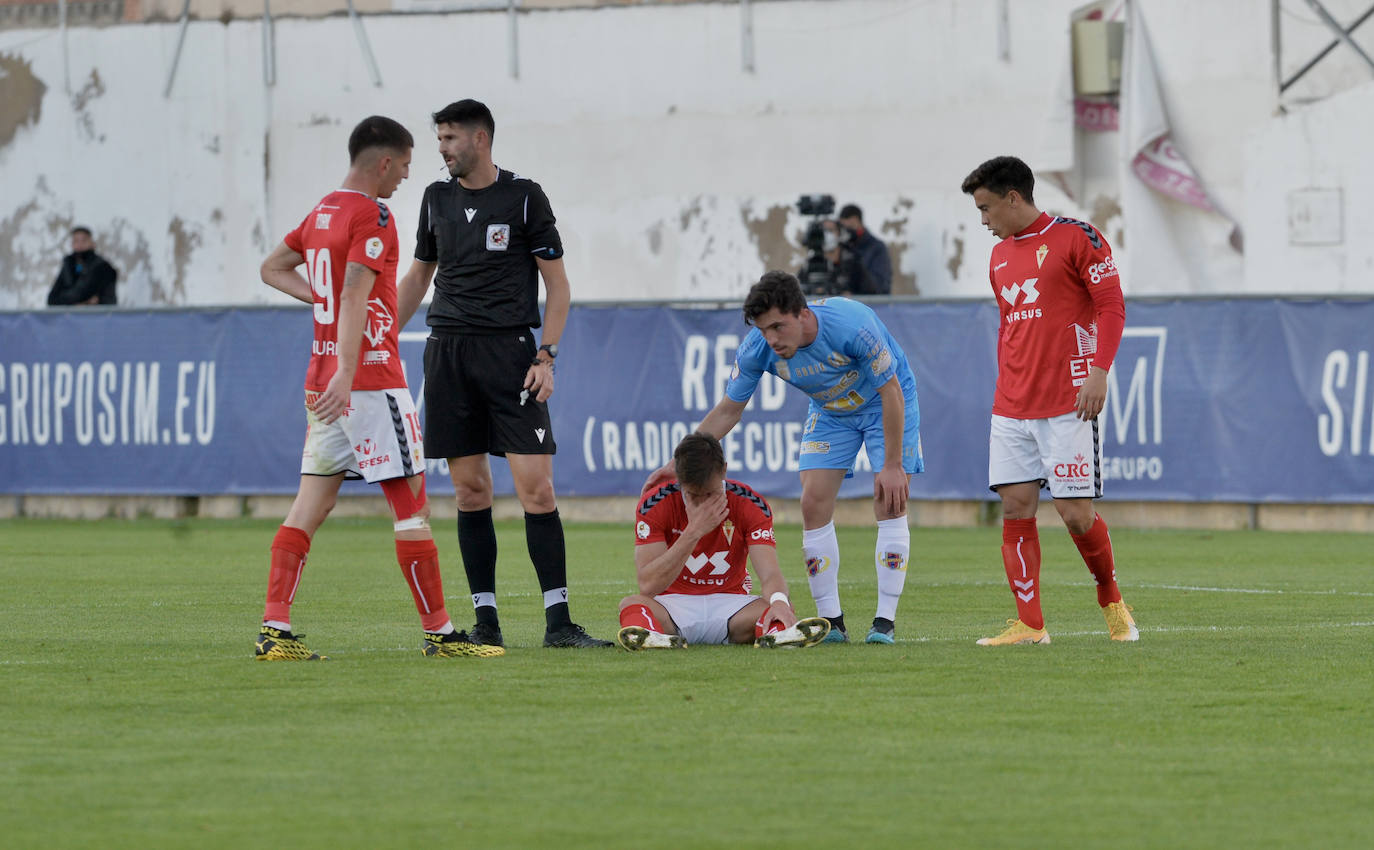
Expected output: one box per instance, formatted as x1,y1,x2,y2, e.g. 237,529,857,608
1,298,1372,503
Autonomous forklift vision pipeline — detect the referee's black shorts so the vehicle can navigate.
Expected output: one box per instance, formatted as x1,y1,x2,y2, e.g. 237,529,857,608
422,330,556,459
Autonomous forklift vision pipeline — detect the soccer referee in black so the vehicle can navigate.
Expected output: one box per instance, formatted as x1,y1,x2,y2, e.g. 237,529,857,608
397,99,611,648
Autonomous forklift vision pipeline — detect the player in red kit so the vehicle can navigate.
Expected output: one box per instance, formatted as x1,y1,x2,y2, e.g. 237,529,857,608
617,433,830,650
254,115,501,661
961,155,1138,645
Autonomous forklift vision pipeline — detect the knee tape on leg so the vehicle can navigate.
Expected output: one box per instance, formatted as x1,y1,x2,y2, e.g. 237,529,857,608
381,475,429,531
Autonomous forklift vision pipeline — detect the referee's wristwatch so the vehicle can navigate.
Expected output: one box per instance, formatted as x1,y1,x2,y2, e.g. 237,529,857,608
535,343,558,367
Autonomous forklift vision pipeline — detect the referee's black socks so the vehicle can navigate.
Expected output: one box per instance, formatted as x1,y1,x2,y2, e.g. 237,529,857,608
458,507,499,625
526,509,572,628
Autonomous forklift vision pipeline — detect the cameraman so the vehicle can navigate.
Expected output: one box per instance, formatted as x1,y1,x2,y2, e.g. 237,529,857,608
838,204,891,295
798,218,870,297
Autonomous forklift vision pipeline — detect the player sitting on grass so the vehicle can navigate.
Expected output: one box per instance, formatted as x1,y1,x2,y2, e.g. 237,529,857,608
617,432,830,650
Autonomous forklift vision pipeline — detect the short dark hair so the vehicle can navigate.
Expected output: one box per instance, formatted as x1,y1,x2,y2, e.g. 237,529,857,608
70,226,92,238
743,270,808,326
348,116,414,164
960,155,1035,204
432,99,496,141
674,432,726,489
838,204,863,222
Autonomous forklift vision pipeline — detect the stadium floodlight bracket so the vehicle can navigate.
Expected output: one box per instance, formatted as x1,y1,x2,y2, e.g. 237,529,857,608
1280,0,1374,93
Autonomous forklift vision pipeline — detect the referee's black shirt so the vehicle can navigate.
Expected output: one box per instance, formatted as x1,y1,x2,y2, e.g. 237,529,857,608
415,168,564,333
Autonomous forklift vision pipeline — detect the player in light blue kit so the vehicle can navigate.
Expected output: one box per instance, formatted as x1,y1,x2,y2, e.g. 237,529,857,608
648,271,923,643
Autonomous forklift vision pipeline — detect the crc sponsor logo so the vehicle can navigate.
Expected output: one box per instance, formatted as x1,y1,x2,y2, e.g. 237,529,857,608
363,350,391,364
364,298,394,347
636,520,651,540
999,277,1040,306
1054,453,1092,480
881,551,907,572
800,440,830,454
1087,257,1119,284
806,556,830,577
749,528,775,542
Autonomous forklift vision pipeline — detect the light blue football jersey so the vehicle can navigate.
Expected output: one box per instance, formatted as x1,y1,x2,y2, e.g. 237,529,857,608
725,297,919,418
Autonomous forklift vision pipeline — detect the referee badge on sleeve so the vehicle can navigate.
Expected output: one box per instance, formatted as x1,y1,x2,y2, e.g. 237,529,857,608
486,223,511,251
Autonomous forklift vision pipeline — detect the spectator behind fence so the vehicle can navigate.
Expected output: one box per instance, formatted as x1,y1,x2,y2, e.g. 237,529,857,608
47,227,117,306
837,204,891,295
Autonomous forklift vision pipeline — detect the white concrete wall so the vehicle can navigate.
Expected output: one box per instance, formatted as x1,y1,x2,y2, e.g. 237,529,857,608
3,0,1364,309
1244,78,1374,294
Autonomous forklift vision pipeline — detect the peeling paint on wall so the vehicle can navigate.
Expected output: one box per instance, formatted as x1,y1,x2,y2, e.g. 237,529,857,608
0,53,46,148
167,217,204,303
946,227,964,283
880,197,918,295
740,202,796,275
71,69,105,142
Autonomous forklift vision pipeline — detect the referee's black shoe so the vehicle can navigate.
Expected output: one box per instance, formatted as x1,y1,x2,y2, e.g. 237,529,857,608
543,623,614,648
468,622,505,647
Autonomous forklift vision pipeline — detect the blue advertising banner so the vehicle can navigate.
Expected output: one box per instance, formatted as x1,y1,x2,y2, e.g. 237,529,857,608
2,298,1372,502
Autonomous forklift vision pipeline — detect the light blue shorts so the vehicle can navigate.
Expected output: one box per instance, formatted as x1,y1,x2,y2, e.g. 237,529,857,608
798,403,924,476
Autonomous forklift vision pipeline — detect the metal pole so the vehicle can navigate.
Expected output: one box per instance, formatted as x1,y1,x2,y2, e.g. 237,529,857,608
1272,0,1282,102
347,0,383,87
741,0,755,73
263,0,276,88
59,0,70,93
162,0,192,98
1302,0,1374,75
508,0,519,80
1281,2,1374,92
997,0,1010,62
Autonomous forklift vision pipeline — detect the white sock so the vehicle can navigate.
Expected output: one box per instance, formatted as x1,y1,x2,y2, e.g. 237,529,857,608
263,619,291,632
429,621,455,635
874,516,910,622
803,521,842,618
471,591,496,610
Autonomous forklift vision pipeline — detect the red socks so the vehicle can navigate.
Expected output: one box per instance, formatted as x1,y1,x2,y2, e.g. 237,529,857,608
619,604,662,632
264,525,311,625
396,538,449,633
1072,513,1122,606
1001,518,1044,630
754,613,785,638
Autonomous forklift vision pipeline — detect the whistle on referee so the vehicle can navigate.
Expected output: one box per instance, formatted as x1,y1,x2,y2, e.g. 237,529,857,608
519,389,530,406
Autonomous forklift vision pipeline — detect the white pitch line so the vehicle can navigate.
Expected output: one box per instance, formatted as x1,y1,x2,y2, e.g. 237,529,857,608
1131,583,1374,598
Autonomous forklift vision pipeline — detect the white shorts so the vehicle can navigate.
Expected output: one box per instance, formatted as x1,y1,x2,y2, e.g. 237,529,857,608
988,412,1102,499
656,593,760,646
300,388,426,483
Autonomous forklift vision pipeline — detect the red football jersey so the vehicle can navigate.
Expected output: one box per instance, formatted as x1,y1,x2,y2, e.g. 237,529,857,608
284,190,404,392
634,479,777,596
987,213,1125,419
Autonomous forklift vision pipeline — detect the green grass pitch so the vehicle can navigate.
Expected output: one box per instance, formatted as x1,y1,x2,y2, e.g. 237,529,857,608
1,517,1370,848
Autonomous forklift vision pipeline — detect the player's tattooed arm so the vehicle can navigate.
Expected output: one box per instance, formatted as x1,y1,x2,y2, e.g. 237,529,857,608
260,242,312,304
